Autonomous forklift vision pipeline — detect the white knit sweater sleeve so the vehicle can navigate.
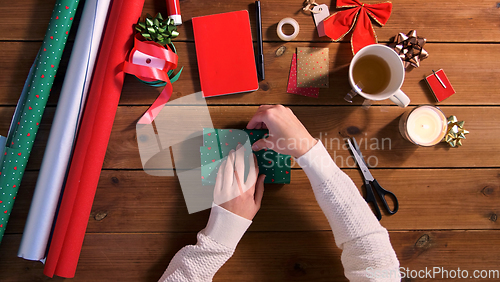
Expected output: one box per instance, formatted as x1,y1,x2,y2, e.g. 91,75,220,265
296,140,401,281
158,205,252,282
158,140,400,281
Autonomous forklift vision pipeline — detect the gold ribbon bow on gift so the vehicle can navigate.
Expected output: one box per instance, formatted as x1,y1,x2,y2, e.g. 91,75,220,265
390,30,429,68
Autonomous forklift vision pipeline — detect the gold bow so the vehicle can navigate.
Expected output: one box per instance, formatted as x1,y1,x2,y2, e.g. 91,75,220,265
443,116,470,147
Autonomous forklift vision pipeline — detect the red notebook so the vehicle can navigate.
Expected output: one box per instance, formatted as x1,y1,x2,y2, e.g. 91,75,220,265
193,10,259,97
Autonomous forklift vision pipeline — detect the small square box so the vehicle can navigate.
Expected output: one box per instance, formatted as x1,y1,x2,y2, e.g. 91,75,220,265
425,69,456,102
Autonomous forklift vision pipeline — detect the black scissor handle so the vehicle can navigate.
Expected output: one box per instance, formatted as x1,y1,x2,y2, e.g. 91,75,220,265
364,180,382,221
371,179,399,215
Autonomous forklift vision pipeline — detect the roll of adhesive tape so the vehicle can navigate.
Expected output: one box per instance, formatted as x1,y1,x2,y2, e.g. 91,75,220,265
277,18,299,41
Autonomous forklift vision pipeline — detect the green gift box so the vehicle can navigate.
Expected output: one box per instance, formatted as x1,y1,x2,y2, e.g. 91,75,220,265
200,128,291,185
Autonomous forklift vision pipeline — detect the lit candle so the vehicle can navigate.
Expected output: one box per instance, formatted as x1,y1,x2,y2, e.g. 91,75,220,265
399,105,447,146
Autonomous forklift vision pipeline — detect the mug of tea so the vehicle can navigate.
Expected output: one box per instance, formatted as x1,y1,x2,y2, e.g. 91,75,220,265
348,44,410,107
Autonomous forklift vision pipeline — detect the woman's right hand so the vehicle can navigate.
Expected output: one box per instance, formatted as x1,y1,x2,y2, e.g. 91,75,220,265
246,105,317,158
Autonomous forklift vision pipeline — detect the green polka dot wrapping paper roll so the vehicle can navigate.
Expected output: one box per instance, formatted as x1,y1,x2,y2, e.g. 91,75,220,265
0,0,80,243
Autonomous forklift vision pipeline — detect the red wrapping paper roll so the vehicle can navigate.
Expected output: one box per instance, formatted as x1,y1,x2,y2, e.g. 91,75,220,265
43,0,145,278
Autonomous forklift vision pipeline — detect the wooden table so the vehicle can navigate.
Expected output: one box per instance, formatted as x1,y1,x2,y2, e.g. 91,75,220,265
1,0,500,281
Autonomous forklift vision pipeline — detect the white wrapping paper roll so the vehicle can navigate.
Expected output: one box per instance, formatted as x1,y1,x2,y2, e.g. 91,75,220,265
18,0,111,261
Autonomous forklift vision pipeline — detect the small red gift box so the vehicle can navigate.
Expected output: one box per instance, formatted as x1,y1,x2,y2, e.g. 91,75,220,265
425,69,455,102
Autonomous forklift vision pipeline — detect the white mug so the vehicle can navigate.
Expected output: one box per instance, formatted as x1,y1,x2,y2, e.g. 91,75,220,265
348,44,410,108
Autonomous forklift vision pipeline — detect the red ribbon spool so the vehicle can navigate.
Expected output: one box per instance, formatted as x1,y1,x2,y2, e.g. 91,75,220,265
123,34,179,124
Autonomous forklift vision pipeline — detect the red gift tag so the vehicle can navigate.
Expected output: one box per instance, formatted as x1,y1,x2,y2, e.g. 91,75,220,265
425,69,455,102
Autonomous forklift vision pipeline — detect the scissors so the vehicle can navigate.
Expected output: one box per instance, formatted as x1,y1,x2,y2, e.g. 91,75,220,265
346,137,399,221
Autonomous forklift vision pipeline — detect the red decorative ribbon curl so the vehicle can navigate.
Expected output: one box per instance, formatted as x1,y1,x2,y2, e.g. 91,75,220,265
323,0,392,54
123,34,178,124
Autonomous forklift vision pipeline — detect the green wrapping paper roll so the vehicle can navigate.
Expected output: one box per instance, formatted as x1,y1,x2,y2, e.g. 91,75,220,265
0,0,80,243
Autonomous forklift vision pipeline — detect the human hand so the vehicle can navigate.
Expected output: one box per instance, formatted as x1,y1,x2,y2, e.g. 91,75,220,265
214,144,265,220
246,105,317,158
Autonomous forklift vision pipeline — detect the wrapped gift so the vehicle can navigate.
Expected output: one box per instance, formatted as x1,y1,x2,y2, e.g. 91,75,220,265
201,129,291,185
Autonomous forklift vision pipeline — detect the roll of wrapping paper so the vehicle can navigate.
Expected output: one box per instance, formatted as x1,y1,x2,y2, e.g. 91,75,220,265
18,0,111,261
43,0,145,278
0,0,80,244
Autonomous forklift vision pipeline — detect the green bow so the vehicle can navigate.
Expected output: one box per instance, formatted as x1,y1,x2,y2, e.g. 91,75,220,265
135,13,179,46
134,13,183,86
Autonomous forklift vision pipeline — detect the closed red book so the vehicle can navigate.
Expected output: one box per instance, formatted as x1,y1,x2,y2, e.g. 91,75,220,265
193,10,259,97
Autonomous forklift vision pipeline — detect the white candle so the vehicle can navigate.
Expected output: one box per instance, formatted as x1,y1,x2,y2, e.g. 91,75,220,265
400,105,447,146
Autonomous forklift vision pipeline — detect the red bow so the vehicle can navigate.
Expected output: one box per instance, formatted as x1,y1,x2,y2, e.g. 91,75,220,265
323,0,392,54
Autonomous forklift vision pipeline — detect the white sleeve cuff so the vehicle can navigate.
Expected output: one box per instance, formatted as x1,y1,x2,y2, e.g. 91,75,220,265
203,204,252,249
295,140,340,187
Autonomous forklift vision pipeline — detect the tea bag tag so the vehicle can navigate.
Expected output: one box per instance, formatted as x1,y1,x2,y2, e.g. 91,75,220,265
345,82,363,103
344,90,358,103
312,4,330,37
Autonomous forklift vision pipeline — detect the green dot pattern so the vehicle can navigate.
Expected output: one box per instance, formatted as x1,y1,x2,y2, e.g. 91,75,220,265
200,128,291,185
0,0,80,243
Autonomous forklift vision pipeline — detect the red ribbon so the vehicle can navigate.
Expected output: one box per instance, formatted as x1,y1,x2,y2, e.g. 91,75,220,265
323,0,392,54
123,34,178,124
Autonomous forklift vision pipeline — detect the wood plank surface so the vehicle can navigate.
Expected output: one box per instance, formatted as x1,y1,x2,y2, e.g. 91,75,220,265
2,41,500,106
2,0,500,42
1,230,500,282
1,0,499,280
0,106,497,170
98,106,500,169
5,169,499,235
